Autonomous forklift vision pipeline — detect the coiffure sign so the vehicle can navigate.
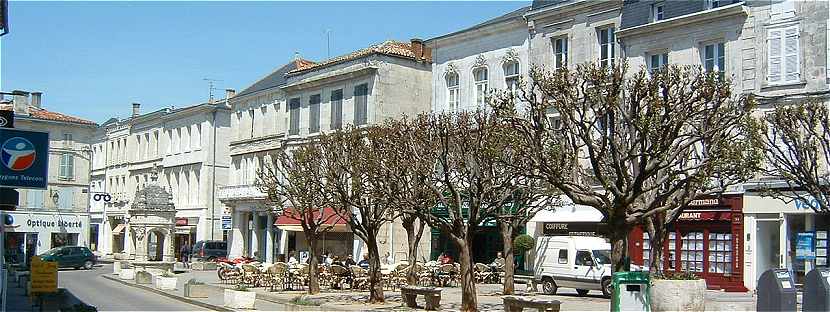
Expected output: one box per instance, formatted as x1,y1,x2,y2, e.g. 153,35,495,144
8,212,86,233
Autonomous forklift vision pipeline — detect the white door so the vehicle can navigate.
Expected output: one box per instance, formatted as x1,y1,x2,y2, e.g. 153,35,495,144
756,220,781,282
573,250,600,289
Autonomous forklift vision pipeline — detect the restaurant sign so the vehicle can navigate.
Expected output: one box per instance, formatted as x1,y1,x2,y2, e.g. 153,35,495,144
677,210,732,221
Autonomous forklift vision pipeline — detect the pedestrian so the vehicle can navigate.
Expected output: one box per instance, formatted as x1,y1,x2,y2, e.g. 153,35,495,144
344,254,357,267
180,243,191,269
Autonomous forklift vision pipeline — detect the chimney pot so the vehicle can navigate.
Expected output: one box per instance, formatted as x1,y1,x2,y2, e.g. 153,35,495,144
225,89,236,100
12,91,29,115
132,102,141,117
410,38,425,61
30,92,42,108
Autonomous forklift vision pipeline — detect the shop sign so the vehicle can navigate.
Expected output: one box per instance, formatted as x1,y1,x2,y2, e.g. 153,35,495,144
796,232,816,260
221,216,232,230
542,222,607,237
9,212,86,233
30,256,57,293
689,198,720,206
175,218,188,226
794,196,825,210
0,129,49,189
676,210,731,221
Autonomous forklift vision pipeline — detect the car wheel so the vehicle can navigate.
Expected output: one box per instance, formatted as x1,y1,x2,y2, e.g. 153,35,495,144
576,289,590,296
541,277,558,295
83,260,94,270
601,278,612,298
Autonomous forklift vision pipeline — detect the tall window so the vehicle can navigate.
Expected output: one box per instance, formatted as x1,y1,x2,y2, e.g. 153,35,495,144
767,25,800,84
473,67,488,107
504,61,520,95
58,187,74,210
63,133,72,142
680,231,704,273
704,42,725,78
652,2,664,22
289,97,301,135
708,232,733,274
330,89,343,130
59,153,74,179
309,94,321,133
598,26,616,68
649,53,669,73
354,84,368,126
553,37,568,69
446,73,459,112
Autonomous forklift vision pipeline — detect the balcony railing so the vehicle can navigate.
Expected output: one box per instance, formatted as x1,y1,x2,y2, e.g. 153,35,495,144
217,184,267,202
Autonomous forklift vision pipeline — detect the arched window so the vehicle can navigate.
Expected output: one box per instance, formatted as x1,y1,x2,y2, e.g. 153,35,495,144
503,61,520,94
473,67,488,107
446,72,459,112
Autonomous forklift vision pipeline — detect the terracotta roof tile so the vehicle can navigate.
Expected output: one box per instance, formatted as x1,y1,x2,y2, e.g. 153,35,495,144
28,107,97,125
288,40,424,75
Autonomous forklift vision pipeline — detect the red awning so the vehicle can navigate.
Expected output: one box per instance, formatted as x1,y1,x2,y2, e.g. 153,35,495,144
274,207,350,232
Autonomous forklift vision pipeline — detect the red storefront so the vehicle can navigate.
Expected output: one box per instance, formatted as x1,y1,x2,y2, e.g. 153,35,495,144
629,194,747,292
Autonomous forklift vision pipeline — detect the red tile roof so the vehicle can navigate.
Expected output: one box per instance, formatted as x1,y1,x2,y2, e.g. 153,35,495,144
27,106,97,125
288,40,423,75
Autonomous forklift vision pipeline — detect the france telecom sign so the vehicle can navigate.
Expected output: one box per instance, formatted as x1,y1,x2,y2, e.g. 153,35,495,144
0,129,48,189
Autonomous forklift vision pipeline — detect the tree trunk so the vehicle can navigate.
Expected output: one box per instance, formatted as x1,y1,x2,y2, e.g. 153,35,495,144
456,236,478,312
499,221,515,295
645,215,667,276
403,216,424,285
366,234,385,303
307,234,321,295
609,213,631,273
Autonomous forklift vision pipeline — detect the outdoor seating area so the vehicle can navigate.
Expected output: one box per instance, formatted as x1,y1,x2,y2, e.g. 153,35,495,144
214,260,505,293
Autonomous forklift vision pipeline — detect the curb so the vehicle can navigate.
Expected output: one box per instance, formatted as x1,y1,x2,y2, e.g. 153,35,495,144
101,274,234,312
198,281,373,311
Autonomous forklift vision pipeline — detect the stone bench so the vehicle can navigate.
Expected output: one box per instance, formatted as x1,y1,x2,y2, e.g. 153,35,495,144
502,296,561,312
401,286,442,310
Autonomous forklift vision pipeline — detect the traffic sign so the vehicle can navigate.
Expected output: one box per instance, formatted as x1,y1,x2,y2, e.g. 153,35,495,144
0,129,48,189
30,256,57,293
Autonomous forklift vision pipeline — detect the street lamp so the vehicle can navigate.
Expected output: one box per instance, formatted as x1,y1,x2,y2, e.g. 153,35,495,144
51,191,60,206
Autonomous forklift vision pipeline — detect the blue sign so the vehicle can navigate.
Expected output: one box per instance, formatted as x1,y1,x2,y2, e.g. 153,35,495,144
221,215,232,230
0,129,48,189
797,232,816,260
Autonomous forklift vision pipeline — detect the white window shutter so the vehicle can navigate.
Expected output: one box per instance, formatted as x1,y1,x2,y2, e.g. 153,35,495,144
767,29,782,83
783,26,800,82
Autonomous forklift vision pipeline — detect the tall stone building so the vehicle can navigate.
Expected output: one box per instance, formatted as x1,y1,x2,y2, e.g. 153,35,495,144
1,92,97,261
91,101,230,260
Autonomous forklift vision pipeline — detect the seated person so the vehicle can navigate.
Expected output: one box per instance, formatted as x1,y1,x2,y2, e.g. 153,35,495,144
438,252,453,265
358,254,370,269
490,252,506,272
344,255,357,267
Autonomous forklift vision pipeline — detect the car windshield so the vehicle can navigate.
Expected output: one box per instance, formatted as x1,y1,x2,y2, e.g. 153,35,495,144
593,250,611,265
41,248,63,256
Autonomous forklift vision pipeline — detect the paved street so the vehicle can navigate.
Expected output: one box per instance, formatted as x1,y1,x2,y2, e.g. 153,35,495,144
58,265,203,311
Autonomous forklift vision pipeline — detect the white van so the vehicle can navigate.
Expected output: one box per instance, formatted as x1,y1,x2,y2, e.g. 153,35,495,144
533,236,613,298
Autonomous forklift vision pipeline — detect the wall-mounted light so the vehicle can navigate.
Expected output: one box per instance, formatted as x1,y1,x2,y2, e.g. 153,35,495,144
50,190,60,205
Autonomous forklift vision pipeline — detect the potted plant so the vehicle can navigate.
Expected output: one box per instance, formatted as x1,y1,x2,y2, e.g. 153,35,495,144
184,279,211,298
154,271,178,291
224,285,256,309
650,271,706,312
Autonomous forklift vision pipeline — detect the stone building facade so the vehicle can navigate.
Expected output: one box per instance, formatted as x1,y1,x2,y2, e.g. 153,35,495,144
91,101,230,260
1,92,97,260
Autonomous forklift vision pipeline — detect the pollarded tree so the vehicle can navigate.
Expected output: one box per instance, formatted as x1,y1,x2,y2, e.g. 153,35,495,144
258,144,336,295
492,63,761,275
409,111,525,312
755,99,830,212
320,126,397,303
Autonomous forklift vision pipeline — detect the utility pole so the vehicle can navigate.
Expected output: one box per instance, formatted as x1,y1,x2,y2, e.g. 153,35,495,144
203,78,222,103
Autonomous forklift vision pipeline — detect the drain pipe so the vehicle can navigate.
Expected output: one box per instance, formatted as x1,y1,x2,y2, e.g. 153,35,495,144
211,109,217,241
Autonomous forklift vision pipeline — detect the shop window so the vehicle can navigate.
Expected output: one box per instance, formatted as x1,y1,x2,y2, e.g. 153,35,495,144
708,232,733,274
668,232,676,270
642,232,651,270
558,249,568,264
681,231,704,272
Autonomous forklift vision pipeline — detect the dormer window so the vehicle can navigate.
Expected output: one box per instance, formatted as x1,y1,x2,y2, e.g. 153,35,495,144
652,2,664,22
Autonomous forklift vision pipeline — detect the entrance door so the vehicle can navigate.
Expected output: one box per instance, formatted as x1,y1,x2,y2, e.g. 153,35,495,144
756,220,781,282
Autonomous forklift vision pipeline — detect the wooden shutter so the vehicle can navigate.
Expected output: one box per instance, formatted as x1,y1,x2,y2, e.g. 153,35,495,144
767,28,783,83
783,26,800,82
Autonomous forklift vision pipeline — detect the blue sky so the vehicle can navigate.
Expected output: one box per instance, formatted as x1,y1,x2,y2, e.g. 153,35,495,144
0,1,528,123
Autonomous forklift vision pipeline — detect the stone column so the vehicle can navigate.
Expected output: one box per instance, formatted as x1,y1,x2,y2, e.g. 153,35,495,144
252,212,261,260
279,229,288,257
124,223,134,259
101,219,111,256
163,228,175,262
266,213,274,263
229,209,245,258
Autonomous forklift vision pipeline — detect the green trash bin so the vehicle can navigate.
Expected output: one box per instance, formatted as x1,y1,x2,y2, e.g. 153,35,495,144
611,271,651,312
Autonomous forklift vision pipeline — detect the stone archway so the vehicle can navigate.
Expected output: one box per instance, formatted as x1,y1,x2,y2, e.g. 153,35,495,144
147,228,170,261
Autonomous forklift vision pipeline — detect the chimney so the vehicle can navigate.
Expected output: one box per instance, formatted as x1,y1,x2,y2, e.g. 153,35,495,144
30,92,42,108
293,51,301,61
12,91,29,115
132,102,141,117
225,89,236,101
410,38,424,61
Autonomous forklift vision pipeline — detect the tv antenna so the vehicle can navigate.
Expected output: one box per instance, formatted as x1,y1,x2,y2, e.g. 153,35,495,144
203,78,223,102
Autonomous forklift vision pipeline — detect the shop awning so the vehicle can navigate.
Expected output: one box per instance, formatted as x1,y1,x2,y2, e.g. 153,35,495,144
112,224,126,234
275,207,351,232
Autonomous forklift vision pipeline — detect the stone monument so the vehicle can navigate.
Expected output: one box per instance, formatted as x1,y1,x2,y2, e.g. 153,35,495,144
124,166,177,272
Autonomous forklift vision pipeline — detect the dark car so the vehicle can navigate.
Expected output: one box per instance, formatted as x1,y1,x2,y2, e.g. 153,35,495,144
192,240,227,261
39,246,97,270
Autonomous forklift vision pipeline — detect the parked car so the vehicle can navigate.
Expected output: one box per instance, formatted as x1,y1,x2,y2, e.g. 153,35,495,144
533,236,613,298
39,246,97,270
192,240,227,261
